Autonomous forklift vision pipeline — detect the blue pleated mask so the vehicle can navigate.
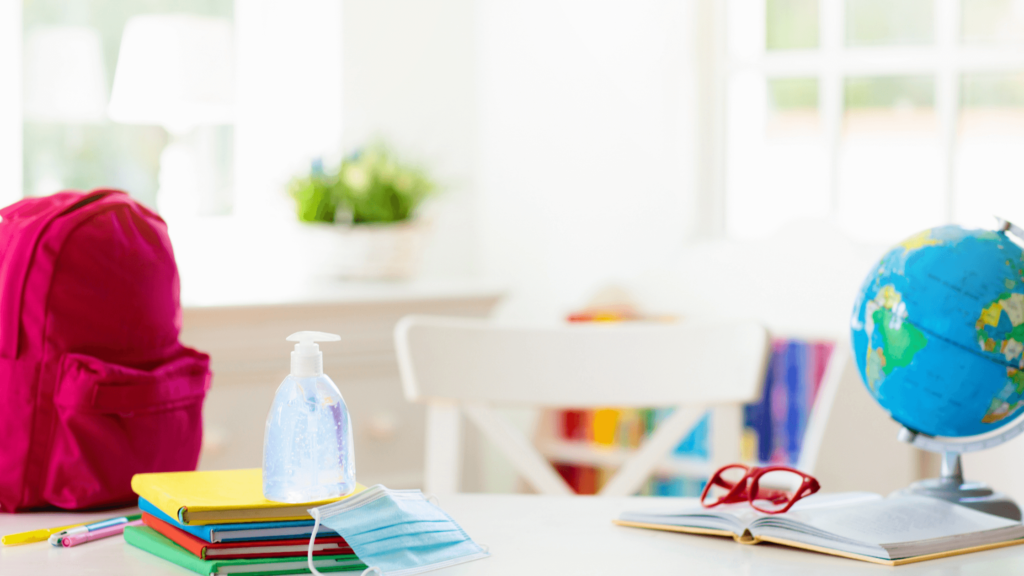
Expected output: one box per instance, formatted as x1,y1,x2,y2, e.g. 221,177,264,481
306,485,489,576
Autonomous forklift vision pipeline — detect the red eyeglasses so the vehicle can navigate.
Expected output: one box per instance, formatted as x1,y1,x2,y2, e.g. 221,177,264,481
700,463,821,514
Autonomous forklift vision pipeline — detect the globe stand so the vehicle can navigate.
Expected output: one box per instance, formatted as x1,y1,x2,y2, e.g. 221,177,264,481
895,427,1022,521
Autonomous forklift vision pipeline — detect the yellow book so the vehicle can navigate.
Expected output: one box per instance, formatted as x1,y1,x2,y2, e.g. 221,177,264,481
591,408,620,446
131,468,366,525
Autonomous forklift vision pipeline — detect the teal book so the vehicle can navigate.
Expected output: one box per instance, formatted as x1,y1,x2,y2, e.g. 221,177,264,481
125,526,366,576
138,497,341,543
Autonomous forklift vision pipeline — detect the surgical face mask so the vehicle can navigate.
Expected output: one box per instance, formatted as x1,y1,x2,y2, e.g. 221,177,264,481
306,485,489,576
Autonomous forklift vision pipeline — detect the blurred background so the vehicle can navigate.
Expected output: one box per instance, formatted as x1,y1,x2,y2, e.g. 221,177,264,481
4,0,1024,497
5,0,1024,324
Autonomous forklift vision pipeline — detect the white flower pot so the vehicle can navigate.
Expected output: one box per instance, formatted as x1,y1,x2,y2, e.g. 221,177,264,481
304,220,427,280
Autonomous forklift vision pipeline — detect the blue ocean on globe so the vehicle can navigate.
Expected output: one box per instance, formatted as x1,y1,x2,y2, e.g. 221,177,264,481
851,225,1024,438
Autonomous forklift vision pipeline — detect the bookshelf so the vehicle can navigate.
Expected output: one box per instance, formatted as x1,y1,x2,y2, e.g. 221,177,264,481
533,337,837,496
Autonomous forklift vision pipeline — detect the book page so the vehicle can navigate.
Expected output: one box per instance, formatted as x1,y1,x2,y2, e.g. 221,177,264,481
756,495,1021,547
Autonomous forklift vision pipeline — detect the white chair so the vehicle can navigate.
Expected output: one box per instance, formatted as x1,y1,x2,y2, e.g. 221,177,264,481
394,315,770,496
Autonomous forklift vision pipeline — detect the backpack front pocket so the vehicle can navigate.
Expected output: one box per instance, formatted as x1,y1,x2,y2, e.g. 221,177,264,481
46,349,211,509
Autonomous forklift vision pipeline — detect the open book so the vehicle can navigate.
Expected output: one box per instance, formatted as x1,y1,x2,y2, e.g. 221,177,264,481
616,493,1024,566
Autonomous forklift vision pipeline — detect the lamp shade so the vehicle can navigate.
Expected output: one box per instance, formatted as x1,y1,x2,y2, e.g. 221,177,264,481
23,26,108,123
108,14,234,133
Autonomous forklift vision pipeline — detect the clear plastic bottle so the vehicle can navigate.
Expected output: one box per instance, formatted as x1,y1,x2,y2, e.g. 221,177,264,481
263,331,356,503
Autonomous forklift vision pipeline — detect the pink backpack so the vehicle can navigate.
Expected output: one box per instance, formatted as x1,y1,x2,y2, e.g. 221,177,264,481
0,189,211,512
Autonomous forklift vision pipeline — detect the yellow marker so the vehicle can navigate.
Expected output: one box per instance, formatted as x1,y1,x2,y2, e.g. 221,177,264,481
2,521,90,546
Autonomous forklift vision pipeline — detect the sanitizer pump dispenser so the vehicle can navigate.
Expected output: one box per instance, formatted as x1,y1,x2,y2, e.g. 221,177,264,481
263,331,356,503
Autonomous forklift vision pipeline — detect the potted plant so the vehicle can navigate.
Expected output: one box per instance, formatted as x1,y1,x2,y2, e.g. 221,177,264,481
289,144,436,279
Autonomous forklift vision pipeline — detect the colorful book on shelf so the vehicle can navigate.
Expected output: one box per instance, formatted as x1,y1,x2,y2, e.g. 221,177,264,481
672,411,709,459
131,468,366,525
770,340,790,463
591,408,620,446
743,338,834,465
784,340,803,462
125,526,365,575
138,498,340,543
142,512,353,560
561,410,588,440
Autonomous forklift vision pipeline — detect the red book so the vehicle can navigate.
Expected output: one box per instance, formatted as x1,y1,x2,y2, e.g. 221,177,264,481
142,512,354,560
577,465,599,495
562,410,586,439
554,463,581,493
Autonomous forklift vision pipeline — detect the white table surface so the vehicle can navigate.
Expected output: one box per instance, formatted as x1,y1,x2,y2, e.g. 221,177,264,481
4,494,1024,575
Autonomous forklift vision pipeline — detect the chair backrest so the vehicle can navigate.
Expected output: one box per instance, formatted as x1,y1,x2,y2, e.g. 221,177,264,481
394,315,770,496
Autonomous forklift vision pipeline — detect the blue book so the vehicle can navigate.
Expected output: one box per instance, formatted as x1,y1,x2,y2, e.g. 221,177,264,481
785,340,806,464
139,498,340,543
673,411,710,459
744,343,777,464
769,341,790,463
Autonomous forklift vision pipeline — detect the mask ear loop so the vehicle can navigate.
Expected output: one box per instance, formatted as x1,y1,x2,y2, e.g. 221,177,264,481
307,509,326,576
310,508,382,576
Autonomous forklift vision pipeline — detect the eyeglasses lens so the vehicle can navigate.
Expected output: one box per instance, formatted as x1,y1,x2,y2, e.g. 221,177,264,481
751,469,800,513
704,465,749,506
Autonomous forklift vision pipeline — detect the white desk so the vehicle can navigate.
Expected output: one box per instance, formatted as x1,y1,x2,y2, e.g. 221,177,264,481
4,495,1024,575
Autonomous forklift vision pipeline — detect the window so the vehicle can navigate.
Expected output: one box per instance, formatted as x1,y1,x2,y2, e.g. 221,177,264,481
21,0,234,215
724,0,1024,242
10,1,346,301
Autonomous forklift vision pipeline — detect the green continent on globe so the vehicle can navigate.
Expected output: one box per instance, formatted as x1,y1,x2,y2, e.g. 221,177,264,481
977,291,1024,424
863,284,928,392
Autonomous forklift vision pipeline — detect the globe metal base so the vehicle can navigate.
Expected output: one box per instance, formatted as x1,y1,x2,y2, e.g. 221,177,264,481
892,442,1022,521
893,479,1021,521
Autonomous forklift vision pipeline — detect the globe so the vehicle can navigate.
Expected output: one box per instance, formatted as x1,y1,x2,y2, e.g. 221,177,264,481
851,224,1024,439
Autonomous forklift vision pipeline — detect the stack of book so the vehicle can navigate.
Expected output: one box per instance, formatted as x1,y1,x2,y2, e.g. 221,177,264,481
548,338,834,496
125,468,367,575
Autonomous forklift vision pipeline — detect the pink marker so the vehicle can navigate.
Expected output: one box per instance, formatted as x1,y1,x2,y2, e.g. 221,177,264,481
61,519,143,548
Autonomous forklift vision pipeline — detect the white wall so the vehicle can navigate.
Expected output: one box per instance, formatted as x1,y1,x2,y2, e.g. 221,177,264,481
476,0,702,322
172,0,345,299
342,0,707,308
233,0,344,220
342,0,479,280
629,221,891,339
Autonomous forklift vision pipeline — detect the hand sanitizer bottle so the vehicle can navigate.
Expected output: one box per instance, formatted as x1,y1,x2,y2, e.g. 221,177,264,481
263,331,356,503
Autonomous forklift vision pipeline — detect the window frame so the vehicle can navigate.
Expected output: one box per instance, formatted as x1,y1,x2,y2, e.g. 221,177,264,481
8,1,345,224
715,0,1024,238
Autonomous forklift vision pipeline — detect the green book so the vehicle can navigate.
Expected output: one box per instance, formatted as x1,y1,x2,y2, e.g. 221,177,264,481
125,526,366,576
